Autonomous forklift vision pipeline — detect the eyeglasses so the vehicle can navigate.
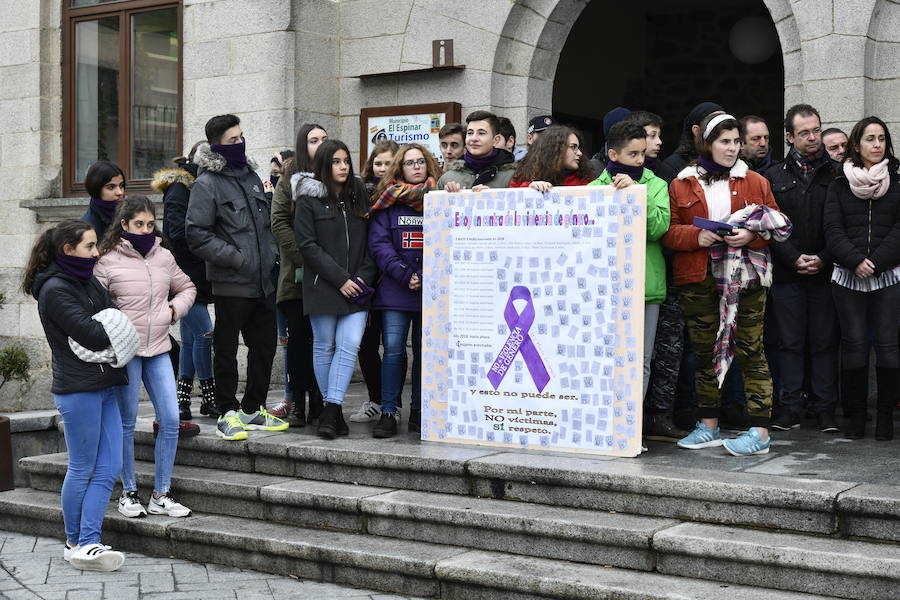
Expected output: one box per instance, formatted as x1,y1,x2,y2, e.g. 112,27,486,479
796,128,821,140
567,143,581,152
402,158,427,167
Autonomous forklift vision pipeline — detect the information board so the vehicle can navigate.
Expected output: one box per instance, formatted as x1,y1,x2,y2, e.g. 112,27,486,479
421,185,647,457
359,103,461,167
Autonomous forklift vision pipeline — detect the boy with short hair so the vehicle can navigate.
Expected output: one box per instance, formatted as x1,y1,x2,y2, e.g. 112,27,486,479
437,110,517,191
625,110,677,183
439,122,465,172
589,121,672,444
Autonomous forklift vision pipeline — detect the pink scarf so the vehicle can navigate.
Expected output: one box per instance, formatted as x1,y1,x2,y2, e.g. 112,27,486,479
844,159,891,199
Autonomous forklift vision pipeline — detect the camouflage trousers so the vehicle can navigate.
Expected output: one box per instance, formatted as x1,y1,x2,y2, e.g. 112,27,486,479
678,275,773,427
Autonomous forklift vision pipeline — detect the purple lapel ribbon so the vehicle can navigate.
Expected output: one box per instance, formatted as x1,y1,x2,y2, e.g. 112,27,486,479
487,286,551,393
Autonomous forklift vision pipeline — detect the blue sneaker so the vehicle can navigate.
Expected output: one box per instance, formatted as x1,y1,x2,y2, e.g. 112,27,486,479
676,422,723,449
723,428,770,456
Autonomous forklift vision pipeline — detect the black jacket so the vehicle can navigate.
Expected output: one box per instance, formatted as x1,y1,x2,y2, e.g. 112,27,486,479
156,163,213,304
661,150,694,179
765,155,835,284
32,264,128,394
293,177,376,315
824,172,900,275
79,202,113,242
185,143,279,298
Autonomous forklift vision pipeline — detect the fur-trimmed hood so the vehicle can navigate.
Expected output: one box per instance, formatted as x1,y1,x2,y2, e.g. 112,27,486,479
677,158,749,180
151,167,195,193
291,171,326,198
194,142,259,173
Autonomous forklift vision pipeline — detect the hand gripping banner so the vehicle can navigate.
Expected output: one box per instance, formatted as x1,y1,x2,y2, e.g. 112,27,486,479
487,285,551,392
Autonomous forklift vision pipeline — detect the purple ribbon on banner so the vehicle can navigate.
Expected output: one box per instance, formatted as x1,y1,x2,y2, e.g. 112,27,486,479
487,286,551,392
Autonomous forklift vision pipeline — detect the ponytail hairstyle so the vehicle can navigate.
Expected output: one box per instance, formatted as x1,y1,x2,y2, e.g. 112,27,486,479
311,139,369,217
22,219,93,296
362,139,400,182
98,195,160,255
693,111,742,183
173,140,205,167
285,123,328,178
373,143,442,200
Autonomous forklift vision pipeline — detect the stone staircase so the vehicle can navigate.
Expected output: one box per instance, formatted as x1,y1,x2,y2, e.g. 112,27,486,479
2,422,899,599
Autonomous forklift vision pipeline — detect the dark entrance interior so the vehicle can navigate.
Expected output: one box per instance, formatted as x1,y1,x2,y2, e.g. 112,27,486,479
553,0,784,161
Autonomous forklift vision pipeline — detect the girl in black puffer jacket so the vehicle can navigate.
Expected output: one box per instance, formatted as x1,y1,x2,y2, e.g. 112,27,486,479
22,219,131,571
824,116,900,441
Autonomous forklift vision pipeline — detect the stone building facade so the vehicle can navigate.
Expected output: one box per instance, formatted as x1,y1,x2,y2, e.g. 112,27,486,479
1,0,899,408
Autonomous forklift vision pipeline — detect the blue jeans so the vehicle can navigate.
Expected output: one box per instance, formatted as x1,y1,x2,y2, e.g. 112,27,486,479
309,311,368,405
381,310,421,414
116,354,180,494
178,303,212,380
54,388,122,546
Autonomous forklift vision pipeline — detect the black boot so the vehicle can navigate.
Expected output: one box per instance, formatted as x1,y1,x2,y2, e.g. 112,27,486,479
176,377,193,421
317,402,341,439
289,393,306,428
198,378,220,419
308,388,324,422
842,367,868,439
335,404,349,436
408,408,421,434
875,367,897,441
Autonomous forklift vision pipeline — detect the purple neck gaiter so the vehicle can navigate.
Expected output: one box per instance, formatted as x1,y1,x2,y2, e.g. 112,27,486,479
269,174,279,189
606,160,644,181
644,156,658,170
211,141,248,170
464,148,500,172
90,197,118,220
55,254,97,283
122,232,156,257
698,155,732,175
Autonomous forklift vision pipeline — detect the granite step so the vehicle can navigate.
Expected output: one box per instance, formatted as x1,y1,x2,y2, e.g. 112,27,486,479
20,453,678,570
0,487,826,600
119,424,900,540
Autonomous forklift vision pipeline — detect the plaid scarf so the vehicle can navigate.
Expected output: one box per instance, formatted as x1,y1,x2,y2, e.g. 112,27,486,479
791,147,825,180
709,204,792,386
370,178,436,212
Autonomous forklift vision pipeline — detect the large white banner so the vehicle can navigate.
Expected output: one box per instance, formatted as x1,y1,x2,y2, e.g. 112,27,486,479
421,186,647,457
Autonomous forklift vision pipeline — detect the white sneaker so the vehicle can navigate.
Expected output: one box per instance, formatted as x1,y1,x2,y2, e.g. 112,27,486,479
69,543,125,572
147,493,192,517
117,491,147,518
64,542,110,561
349,400,381,423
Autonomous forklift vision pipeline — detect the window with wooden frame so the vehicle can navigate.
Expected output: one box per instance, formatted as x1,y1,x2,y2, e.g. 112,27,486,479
63,0,182,195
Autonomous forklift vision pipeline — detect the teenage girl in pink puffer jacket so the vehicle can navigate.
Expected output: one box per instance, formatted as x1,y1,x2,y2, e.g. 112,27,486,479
94,195,196,520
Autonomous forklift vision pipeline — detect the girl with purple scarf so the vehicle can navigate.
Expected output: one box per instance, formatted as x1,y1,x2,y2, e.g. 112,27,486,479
79,161,126,241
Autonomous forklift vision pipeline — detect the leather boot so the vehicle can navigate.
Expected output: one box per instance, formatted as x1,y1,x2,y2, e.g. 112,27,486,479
875,367,897,441
317,401,341,440
308,388,324,422
290,393,306,428
842,367,869,439
198,378,220,419
176,377,193,421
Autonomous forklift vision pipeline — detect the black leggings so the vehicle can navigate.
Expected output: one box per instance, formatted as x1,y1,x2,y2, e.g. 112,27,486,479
832,283,900,369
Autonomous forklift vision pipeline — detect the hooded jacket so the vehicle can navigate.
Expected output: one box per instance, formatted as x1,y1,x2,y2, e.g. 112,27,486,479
589,168,671,304
155,163,213,304
293,176,377,315
436,150,517,190
185,143,279,298
94,238,196,357
32,264,128,394
271,172,308,304
662,160,780,286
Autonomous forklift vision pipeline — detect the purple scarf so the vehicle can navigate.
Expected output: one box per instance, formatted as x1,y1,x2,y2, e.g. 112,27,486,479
55,254,97,283
122,232,156,256
698,156,732,175
211,141,248,170
269,174,280,189
644,156,658,170
463,149,500,172
605,160,644,181
90,197,118,220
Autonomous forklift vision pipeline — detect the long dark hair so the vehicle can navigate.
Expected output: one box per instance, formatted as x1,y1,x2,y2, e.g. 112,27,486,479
846,116,899,173
372,143,442,200
98,195,161,255
312,140,368,217
286,123,327,177
22,219,93,296
512,125,594,184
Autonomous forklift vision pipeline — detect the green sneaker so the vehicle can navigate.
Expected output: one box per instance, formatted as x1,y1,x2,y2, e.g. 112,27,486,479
237,408,289,431
216,411,248,441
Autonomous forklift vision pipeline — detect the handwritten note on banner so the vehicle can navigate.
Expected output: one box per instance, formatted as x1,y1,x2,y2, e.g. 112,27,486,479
421,185,647,457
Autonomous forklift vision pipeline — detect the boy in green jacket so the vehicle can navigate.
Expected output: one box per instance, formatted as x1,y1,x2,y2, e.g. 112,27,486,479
588,120,671,404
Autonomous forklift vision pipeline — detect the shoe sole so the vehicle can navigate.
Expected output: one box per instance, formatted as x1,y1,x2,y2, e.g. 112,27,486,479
70,551,125,572
117,506,146,518
723,443,770,456
770,423,800,431
676,439,724,449
215,430,248,441
147,506,191,518
821,427,841,433
372,430,396,439
242,423,289,432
